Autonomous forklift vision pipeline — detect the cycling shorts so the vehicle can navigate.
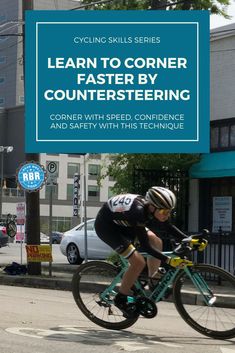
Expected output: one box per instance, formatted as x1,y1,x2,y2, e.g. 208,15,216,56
95,208,143,259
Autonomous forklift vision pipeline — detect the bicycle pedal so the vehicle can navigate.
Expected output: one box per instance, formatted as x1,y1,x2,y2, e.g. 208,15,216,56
118,303,139,319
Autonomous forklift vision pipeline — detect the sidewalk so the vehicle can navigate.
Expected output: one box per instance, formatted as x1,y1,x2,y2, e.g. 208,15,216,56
0,263,76,291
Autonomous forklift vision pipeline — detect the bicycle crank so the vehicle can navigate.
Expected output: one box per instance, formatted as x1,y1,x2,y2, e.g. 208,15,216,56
136,296,158,318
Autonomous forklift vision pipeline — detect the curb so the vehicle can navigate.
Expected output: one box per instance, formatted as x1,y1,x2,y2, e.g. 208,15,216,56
0,273,72,291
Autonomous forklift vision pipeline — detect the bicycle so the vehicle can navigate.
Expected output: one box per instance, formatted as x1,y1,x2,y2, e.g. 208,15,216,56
72,232,235,339
5,214,17,238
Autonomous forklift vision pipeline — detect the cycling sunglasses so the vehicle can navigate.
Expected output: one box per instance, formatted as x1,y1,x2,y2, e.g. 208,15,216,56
158,209,172,216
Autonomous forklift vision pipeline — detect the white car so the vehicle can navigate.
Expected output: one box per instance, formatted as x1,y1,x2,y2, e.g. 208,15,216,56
60,219,112,264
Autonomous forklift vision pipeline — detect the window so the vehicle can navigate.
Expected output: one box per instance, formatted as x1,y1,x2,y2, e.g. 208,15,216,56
0,97,5,106
78,220,95,231
19,96,24,104
67,184,74,200
0,57,6,64
220,126,229,148
67,163,80,178
211,127,219,150
230,125,235,147
88,164,100,180
210,119,235,152
0,15,6,23
45,184,58,199
88,185,100,201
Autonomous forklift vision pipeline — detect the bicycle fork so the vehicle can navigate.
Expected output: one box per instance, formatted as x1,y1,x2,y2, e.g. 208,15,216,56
184,267,217,306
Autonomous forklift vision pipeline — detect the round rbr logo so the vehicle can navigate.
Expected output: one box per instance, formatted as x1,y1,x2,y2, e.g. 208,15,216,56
17,162,46,192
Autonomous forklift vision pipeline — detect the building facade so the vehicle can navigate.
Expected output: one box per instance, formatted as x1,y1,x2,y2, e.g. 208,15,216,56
188,23,235,273
0,0,80,108
0,1,116,233
188,23,235,234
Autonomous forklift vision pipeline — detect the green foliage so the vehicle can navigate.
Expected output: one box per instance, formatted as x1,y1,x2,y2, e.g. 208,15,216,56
80,0,231,18
80,0,149,10
106,251,121,265
102,154,200,193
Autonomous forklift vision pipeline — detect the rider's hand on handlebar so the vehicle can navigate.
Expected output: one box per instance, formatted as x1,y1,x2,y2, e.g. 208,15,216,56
167,257,193,268
190,238,208,252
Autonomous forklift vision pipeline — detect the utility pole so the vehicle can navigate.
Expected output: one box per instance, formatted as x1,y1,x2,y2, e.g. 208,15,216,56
22,0,41,275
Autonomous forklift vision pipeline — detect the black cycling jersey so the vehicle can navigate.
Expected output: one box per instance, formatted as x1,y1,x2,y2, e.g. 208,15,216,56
95,193,187,262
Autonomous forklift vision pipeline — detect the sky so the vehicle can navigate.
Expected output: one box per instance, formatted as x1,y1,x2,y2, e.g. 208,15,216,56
210,1,235,29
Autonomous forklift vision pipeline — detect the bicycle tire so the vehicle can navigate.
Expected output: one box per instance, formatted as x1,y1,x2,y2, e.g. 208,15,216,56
173,264,235,339
6,221,17,238
72,261,138,330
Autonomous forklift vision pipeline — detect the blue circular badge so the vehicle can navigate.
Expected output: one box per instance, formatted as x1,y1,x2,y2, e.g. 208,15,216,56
17,162,46,191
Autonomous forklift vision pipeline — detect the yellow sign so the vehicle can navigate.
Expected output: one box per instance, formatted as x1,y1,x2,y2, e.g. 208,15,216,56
26,245,53,262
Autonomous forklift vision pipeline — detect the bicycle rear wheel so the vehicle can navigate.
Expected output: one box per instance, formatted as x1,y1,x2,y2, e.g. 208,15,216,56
174,264,235,339
72,261,138,330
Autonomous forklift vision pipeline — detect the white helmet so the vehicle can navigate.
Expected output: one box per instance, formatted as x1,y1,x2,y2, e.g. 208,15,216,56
145,186,176,209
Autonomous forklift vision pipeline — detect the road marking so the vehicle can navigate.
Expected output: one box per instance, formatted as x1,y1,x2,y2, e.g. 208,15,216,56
114,341,148,351
151,340,183,348
6,326,184,351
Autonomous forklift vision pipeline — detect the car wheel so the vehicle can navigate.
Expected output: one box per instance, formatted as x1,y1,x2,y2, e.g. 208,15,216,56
66,243,83,265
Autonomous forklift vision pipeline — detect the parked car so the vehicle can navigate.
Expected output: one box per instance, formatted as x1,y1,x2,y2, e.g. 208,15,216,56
40,232,49,243
60,219,112,264
51,231,63,244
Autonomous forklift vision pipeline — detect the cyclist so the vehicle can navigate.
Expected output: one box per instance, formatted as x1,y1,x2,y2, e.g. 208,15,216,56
94,186,192,318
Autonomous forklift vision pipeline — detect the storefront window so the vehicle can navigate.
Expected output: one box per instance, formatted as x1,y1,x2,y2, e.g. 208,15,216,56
230,125,235,147
211,127,219,149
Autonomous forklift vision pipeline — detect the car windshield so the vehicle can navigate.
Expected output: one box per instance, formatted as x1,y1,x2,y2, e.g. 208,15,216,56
77,220,95,231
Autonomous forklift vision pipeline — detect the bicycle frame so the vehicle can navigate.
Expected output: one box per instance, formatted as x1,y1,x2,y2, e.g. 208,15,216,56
100,251,217,307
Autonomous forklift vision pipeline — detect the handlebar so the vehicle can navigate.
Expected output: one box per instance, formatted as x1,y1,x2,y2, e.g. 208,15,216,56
173,229,209,258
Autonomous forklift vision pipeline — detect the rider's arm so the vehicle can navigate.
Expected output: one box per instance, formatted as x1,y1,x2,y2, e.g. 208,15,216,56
163,222,188,240
135,227,169,263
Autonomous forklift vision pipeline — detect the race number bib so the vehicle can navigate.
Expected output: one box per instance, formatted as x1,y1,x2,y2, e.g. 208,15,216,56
108,194,138,212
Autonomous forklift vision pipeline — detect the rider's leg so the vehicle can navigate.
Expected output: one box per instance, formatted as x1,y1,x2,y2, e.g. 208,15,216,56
146,230,163,278
119,250,146,295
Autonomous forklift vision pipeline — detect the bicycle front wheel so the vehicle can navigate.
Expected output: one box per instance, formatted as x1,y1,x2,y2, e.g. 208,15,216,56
174,264,235,339
72,261,138,330
6,221,17,238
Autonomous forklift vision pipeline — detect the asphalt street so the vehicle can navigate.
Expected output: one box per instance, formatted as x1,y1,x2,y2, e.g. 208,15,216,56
0,285,234,353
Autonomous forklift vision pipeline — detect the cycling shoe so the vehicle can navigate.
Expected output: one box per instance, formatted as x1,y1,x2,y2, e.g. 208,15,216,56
114,293,139,319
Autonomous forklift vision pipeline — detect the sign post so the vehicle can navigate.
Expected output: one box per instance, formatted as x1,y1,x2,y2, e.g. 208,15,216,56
16,161,47,273
46,161,58,276
16,202,25,264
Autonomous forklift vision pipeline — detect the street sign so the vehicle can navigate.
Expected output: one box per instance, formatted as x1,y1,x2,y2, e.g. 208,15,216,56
73,173,80,217
46,161,58,177
16,203,25,225
46,161,58,186
17,162,46,192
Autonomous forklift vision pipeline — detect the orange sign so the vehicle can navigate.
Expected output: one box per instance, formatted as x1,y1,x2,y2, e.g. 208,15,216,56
26,245,53,262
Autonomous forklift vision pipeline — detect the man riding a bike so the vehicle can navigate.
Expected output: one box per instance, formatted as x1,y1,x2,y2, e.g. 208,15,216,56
95,186,192,318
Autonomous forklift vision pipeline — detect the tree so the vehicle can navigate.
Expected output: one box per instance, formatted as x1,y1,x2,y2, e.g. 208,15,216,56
80,0,231,17
101,154,199,193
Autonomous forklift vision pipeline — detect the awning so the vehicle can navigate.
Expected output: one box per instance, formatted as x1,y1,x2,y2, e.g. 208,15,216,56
189,151,235,178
